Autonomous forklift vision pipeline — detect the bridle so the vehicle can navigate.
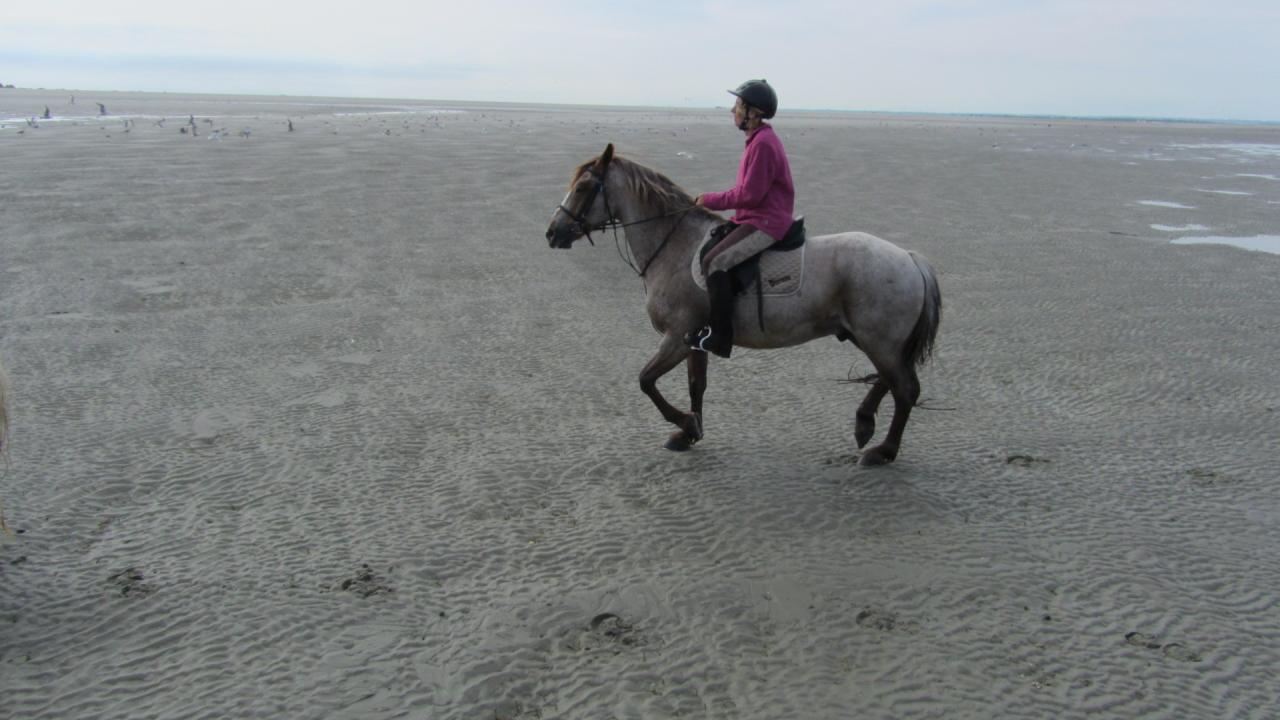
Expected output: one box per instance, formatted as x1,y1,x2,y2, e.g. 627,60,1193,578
555,164,696,278
556,168,610,246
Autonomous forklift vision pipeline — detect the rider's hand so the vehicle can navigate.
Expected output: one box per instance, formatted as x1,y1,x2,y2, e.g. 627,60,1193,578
694,194,705,207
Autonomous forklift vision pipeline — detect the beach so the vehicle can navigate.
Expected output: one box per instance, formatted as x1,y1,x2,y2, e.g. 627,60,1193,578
2,88,1279,719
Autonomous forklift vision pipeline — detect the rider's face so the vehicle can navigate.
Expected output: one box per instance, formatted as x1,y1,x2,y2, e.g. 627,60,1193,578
732,98,747,127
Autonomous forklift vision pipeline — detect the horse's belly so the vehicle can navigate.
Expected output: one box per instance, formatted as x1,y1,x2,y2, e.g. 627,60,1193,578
732,293,837,349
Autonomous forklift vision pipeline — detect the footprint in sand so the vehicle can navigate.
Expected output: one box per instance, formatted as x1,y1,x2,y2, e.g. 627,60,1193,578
562,613,644,652
1125,632,1203,662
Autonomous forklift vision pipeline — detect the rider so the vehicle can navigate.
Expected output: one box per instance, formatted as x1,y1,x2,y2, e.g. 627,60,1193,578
686,78,795,359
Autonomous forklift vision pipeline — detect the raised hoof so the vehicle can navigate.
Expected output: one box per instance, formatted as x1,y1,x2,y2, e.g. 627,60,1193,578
859,445,897,467
854,421,875,450
663,413,703,451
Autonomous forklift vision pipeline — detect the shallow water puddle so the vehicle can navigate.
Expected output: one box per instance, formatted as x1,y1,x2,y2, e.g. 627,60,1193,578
1195,188,1253,196
1171,142,1280,158
1137,200,1196,209
1171,235,1280,254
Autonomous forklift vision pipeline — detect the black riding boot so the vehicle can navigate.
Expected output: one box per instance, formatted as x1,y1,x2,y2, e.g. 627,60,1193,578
685,271,734,358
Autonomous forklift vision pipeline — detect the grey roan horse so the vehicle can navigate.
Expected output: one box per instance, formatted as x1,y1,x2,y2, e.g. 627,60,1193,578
545,144,941,466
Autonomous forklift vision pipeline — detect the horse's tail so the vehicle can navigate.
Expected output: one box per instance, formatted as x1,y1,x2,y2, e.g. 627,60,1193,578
903,252,942,369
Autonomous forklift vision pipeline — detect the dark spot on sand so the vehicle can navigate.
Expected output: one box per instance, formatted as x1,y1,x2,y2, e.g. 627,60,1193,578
108,567,155,597
1187,467,1237,486
337,563,393,597
856,608,898,631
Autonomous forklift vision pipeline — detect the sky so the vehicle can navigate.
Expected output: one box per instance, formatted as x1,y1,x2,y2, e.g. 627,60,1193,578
2,1,1279,121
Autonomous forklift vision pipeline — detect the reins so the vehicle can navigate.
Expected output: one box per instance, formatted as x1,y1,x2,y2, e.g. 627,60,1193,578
615,206,694,277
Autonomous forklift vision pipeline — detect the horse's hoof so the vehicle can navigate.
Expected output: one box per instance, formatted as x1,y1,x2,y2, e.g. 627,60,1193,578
859,446,896,467
664,433,694,451
854,425,874,450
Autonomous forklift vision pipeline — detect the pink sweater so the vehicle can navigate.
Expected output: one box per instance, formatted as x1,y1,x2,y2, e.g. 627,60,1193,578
700,123,795,241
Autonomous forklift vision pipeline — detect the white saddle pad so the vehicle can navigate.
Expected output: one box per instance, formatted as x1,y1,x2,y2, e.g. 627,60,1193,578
692,231,805,296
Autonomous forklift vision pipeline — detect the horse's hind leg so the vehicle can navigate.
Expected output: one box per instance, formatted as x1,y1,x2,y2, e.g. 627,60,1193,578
860,364,920,467
638,335,704,451
854,379,889,449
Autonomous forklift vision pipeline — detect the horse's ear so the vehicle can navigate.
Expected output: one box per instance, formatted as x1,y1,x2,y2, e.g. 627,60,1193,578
599,143,615,169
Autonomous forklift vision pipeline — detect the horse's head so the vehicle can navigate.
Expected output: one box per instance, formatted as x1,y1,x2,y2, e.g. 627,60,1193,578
546,143,616,248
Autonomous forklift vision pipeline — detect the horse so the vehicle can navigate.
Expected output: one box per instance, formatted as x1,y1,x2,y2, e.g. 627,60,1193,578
544,144,941,466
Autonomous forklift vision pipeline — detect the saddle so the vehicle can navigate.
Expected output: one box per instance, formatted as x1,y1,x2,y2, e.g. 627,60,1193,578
697,217,806,331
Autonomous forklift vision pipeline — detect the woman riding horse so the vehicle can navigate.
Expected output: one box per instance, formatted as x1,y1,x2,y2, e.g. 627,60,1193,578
687,79,795,359
545,144,941,466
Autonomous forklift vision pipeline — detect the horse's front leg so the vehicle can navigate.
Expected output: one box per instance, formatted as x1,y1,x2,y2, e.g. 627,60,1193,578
638,334,704,451
666,350,708,451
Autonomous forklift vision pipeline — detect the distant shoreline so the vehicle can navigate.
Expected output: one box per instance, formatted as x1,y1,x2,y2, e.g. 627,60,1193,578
2,85,1276,127
794,107,1280,127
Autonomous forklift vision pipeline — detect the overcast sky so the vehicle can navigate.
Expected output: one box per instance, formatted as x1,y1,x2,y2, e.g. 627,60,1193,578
2,1,1278,121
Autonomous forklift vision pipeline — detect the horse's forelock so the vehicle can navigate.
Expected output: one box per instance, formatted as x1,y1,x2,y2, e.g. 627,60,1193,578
567,159,595,191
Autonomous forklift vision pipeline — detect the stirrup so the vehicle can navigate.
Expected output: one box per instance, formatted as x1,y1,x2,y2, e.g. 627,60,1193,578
687,326,731,358
684,326,712,350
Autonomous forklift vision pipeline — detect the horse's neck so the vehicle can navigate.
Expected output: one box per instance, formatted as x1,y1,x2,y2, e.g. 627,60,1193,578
619,197,716,280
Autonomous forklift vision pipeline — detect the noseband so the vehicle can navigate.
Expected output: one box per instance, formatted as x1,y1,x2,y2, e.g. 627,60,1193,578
556,168,612,246
554,164,696,277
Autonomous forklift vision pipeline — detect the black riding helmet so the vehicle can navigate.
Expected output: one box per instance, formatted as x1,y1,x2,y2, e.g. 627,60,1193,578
728,79,778,119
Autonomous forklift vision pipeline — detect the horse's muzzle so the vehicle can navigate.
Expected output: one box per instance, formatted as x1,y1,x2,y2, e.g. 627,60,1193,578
545,226,575,249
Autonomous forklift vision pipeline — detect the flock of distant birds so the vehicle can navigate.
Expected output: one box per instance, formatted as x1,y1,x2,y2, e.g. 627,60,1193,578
11,94,293,138
7,96,520,139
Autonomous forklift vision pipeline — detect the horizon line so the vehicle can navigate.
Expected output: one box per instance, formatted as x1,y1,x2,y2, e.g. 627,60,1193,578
3,84,1277,128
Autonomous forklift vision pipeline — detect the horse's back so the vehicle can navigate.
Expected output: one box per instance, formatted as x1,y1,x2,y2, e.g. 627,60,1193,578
807,230,924,289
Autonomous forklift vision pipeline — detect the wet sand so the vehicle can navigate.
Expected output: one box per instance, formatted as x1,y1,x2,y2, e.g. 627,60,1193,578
2,88,1279,719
